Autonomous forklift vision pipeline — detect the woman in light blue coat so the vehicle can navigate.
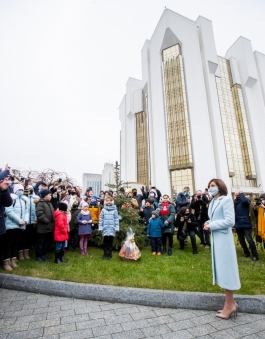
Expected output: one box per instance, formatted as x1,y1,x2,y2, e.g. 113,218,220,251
3,184,29,270
204,178,240,320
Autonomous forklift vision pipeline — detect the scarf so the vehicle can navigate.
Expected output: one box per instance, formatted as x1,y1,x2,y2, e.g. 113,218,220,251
81,210,90,216
160,202,169,216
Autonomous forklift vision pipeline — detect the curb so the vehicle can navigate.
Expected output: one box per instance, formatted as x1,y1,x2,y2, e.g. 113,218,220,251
0,273,264,314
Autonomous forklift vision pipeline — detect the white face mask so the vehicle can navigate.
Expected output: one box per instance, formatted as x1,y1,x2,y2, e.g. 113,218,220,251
262,200,265,205
16,191,24,198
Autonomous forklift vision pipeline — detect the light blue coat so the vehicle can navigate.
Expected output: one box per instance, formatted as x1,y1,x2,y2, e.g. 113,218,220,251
27,194,38,224
5,194,29,231
208,196,241,290
99,205,119,236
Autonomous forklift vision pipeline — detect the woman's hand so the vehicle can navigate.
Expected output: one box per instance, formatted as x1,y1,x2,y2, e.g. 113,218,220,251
203,222,210,231
180,217,184,222
187,218,191,223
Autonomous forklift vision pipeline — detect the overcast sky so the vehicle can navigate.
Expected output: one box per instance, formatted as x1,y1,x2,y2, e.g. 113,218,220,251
1,0,264,185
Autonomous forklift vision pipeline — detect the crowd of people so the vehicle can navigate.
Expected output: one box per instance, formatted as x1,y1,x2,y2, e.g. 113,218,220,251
1,164,265,319
0,165,263,266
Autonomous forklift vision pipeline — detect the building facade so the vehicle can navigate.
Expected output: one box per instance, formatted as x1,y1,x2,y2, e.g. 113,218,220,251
82,173,102,196
102,163,115,191
119,9,265,197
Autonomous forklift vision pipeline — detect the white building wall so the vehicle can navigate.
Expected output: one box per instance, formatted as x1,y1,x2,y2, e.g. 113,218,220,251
254,51,265,106
196,16,230,190
147,10,216,193
226,37,265,191
102,163,114,191
119,95,126,181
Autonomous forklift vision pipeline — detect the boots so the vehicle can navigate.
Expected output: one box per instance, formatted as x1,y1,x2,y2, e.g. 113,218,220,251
54,251,62,264
60,250,68,263
162,247,166,255
103,248,108,260
10,257,18,268
23,249,30,259
3,259,12,271
18,250,24,260
107,245,112,259
168,248,172,256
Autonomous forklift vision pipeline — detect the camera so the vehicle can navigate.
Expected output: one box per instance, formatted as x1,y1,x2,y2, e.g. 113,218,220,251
184,215,189,220
197,195,202,199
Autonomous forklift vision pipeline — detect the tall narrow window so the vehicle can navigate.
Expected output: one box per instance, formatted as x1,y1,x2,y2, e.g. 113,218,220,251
136,110,148,185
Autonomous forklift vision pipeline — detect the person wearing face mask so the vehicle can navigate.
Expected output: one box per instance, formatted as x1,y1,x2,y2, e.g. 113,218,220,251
204,179,240,320
131,187,147,208
176,207,198,254
17,185,38,260
3,184,29,271
234,191,258,261
159,194,176,256
176,186,191,213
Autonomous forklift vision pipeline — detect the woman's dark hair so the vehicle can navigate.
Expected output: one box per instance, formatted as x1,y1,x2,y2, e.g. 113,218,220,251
208,178,228,196
178,206,192,217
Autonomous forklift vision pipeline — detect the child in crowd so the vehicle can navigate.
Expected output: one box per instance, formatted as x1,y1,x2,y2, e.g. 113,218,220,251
53,202,68,264
89,195,100,230
69,200,80,251
160,194,176,256
140,199,155,246
77,203,92,255
146,210,165,255
99,196,119,260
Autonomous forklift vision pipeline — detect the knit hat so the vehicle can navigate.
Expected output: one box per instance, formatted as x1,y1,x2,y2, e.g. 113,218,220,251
0,170,10,181
82,202,89,208
13,184,24,194
58,202,67,212
40,189,52,198
66,184,72,189
90,195,97,205
152,210,160,218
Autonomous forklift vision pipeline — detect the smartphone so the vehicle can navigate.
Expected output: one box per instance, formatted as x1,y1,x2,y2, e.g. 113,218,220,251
205,188,208,191
24,179,29,188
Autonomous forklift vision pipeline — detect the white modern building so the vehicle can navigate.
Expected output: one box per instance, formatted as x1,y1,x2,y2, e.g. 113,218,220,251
82,173,102,196
119,9,265,197
102,163,115,191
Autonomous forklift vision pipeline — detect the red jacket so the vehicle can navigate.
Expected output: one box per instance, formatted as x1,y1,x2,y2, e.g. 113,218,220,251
54,210,69,242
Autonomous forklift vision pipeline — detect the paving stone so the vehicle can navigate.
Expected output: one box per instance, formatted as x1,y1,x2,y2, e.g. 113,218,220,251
88,309,116,319
190,313,217,325
210,328,242,339
76,318,106,330
2,309,34,318
35,336,59,339
0,301,11,309
153,308,182,316
114,306,139,315
43,323,76,336
0,334,7,339
187,323,217,337
147,315,175,326
92,323,123,337
22,301,50,310
240,335,261,339
28,318,60,329
170,311,197,321
93,335,112,339
33,305,61,314
15,313,47,324
131,310,157,320
46,309,75,319
100,303,125,311
210,319,236,330
74,305,101,314
60,328,93,339
167,319,197,331
0,318,16,327
104,313,133,325
161,330,195,339
121,319,148,331
60,314,90,325
111,328,145,339
7,328,43,339
1,321,29,334
141,324,172,337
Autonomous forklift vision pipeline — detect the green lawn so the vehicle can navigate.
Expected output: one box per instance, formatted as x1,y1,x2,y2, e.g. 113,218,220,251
2,237,265,295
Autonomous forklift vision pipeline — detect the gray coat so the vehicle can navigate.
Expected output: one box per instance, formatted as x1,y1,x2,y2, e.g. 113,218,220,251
208,196,241,290
99,205,119,237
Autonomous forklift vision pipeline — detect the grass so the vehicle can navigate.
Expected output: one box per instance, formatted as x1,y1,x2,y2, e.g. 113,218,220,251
2,237,265,295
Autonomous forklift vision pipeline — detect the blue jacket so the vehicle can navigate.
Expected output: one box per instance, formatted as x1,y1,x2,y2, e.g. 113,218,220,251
176,192,189,212
234,193,251,228
99,205,119,237
146,218,165,237
0,188,13,235
208,196,240,290
27,194,38,224
5,193,29,231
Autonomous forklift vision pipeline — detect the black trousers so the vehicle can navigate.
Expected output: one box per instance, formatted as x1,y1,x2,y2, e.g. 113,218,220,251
162,233,173,249
69,230,79,250
179,231,197,250
3,228,22,260
103,236,114,254
18,224,35,251
198,222,210,246
150,237,162,253
236,228,257,257
0,233,6,260
36,233,52,258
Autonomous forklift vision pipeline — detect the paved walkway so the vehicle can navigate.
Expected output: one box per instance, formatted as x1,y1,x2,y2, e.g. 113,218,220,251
0,289,264,339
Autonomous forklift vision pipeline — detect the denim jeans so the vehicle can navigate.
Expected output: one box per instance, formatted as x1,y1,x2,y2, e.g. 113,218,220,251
150,237,162,253
55,241,65,251
236,228,257,257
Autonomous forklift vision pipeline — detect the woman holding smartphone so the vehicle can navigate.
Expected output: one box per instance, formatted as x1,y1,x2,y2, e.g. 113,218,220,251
204,178,240,319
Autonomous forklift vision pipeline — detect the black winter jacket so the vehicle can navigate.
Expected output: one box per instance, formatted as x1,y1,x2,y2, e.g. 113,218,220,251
234,193,251,228
139,206,155,225
36,198,54,233
175,214,198,237
0,189,13,235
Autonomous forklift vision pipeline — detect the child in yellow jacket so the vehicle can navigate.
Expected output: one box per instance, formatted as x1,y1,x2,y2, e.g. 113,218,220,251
89,195,101,230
